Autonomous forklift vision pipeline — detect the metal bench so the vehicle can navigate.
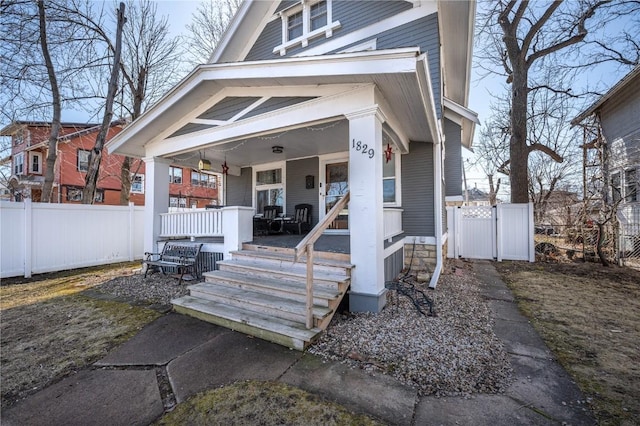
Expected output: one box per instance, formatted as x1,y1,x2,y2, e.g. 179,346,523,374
143,242,203,285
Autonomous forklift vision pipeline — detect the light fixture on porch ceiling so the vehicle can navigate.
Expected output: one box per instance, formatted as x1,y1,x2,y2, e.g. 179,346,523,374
272,146,283,154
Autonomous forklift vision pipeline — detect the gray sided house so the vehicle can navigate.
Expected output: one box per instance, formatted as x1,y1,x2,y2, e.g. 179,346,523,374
106,0,478,349
573,65,640,226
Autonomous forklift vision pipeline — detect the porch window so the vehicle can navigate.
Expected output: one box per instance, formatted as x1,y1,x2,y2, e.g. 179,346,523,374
14,152,24,175
274,0,339,56
30,152,42,174
169,166,182,184
77,149,90,172
625,168,637,202
131,174,144,194
191,171,217,188
611,172,622,203
256,167,284,213
383,151,400,205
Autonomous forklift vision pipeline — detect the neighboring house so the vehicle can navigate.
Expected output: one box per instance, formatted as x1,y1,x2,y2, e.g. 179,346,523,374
0,121,220,207
107,0,477,320
465,184,492,207
572,65,640,226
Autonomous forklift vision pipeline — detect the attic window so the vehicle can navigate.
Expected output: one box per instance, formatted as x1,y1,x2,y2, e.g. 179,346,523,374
274,0,340,56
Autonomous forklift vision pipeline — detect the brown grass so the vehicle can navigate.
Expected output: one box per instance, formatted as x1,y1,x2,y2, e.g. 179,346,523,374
495,261,640,426
0,263,160,408
154,380,383,426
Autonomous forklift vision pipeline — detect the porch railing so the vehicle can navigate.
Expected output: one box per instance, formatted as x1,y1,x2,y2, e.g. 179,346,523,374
294,191,350,329
160,208,223,238
383,207,404,240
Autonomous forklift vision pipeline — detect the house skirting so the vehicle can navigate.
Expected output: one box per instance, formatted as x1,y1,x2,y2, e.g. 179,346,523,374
404,242,437,281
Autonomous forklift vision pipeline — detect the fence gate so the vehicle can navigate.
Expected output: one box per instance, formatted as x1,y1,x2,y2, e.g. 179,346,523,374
447,203,534,262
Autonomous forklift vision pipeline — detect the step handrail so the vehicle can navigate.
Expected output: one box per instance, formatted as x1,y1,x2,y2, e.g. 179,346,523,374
294,191,350,328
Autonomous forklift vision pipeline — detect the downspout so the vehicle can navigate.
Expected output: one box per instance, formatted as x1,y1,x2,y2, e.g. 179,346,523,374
429,135,443,289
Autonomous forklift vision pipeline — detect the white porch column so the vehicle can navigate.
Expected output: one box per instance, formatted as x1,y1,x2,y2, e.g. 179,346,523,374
346,106,386,312
143,157,171,256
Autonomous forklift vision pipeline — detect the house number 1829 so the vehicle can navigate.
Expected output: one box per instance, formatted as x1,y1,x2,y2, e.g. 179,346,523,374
351,139,375,159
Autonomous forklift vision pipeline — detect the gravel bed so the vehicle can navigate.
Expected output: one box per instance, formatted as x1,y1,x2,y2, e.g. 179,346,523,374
308,264,513,397
94,263,513,397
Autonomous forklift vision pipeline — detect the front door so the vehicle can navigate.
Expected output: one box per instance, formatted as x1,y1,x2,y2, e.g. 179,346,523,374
324,161,349,230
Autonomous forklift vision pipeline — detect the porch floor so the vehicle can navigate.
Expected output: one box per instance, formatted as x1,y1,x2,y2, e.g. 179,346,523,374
249,234,350,254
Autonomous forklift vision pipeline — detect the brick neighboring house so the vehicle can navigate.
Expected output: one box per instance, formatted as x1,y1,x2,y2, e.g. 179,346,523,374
0,121,220,207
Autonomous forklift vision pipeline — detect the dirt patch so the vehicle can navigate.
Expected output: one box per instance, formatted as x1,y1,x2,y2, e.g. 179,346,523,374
0,263,160,408
154,380,383,425
495,261,640,425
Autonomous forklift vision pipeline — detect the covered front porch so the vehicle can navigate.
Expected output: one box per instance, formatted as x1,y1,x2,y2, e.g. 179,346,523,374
106,49,447,348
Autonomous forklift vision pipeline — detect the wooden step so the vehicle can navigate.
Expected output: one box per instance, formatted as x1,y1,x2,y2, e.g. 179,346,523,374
230,249,353,276
201,270,342,307
172,295,321,350
217,258,350,287
242,243,351,263
188,281,332,325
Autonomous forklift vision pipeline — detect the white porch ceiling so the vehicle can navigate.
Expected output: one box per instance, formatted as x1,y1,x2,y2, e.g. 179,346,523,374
107,49,439,166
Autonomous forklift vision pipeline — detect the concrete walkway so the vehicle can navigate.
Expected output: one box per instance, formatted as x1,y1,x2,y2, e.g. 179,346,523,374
2,261,595,425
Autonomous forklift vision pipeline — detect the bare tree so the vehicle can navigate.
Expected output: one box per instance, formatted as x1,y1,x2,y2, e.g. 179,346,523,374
184,0,241,66
82,3,125,204
476,0,640,203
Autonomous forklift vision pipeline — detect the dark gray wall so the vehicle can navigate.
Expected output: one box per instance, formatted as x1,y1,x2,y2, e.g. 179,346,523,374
246,1,412,61
401,142,434,236
285,157,319,225
444,118,462,197
384,248,403,282
226,167,252,207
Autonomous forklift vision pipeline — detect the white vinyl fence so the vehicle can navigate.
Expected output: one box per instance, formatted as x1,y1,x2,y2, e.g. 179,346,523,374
1,200,144,279
447,203,535,262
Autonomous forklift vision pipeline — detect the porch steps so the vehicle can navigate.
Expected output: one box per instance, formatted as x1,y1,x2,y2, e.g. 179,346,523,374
172,245,352,350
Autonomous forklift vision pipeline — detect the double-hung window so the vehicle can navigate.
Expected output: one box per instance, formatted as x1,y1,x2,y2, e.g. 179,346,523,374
255,166,284,214
14,152,24,175
383,146,401,206
191,171,217,188
169,166,182,184
625,168,637,202
274,0,339,56
77,149,90,172
30,152,42,174
131,174,144,194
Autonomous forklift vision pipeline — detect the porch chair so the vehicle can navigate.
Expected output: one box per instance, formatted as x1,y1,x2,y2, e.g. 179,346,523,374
283,204,312,235
253,205,282,235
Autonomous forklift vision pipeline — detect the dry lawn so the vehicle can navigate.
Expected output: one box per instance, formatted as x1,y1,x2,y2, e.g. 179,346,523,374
155,380,383,426
0,263,160,408
495,261,640,426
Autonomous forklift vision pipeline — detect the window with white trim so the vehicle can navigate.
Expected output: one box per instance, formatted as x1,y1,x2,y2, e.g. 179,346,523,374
66,186,103,203
14,152,24,175
611,171,622,203
14,129,29,146
191,171,217,188
30,152,42,174
255,167,284,213
274,0,340,56
383,150,399,205
131,174,144,194
169,166,182,184
625,168,637,202
77,149,90,172
169,196,187,208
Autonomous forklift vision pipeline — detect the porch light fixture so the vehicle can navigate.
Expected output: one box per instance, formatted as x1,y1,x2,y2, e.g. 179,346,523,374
272,146,283,154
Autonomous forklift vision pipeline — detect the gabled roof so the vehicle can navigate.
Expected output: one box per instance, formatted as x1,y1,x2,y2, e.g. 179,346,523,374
571,65,640,125
211,1,476,108
0,121,100,136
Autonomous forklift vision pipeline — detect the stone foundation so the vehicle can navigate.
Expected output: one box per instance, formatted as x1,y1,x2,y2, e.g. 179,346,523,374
404,243,437,281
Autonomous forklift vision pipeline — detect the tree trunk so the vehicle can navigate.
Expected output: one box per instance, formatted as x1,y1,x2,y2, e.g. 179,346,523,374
119,155,132,204
509,64,530,203
83,3,125,203
38,0,62,203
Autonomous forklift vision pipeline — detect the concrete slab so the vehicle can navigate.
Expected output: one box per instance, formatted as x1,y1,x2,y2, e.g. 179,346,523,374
488,299,529,323
473,261,515,302
2,369,163,426
506,354,595,425
281,354,417,426
167,331,302,403
415,394,550,425
493,317,552,359
95,313,225,366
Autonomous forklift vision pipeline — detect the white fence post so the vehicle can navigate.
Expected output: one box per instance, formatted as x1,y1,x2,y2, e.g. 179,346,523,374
24,198,32,278
128,202,135,262
528,202,535,262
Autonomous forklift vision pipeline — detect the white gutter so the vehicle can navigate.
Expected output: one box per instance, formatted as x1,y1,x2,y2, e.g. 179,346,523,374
429,138,443,289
